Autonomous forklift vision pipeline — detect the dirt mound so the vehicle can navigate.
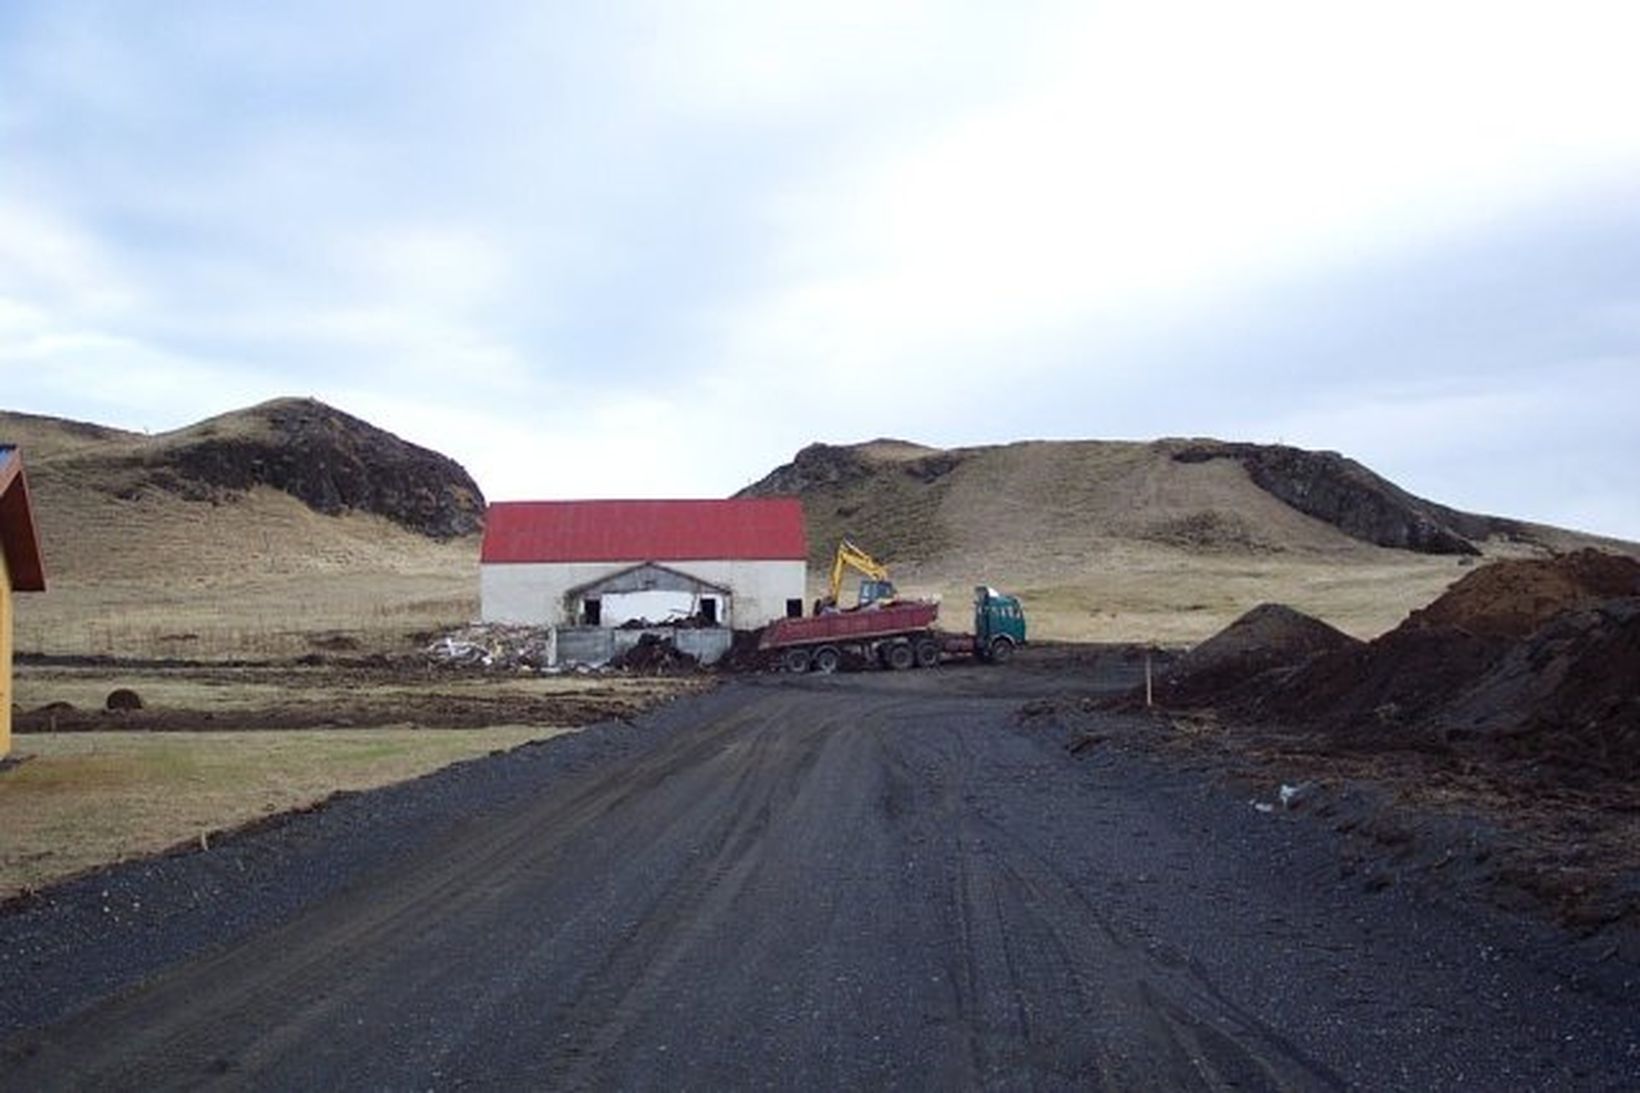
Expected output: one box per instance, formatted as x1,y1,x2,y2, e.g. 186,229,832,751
715,629,772,673
1218,552,1640,782
1159,604,1359,704
105,688,144,711
1403,549,1640,639
1442,597,1640,778
1256,625,1510,739
609,634,699,674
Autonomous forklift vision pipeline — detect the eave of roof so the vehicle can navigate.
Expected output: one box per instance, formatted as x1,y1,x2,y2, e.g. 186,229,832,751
0,447,46,591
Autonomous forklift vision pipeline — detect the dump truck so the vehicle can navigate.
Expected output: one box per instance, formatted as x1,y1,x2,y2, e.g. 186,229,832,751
760,585,1027,673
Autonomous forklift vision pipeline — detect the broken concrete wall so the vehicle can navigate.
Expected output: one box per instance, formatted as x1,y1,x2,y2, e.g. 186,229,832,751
554,626,734,667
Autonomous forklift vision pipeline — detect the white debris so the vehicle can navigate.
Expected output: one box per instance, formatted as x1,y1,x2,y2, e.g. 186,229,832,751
1279,782,1318,810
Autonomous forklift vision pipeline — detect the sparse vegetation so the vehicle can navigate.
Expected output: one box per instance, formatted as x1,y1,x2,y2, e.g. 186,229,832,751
0,728,565,897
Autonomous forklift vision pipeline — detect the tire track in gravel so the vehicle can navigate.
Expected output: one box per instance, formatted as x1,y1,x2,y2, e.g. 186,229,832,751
3,674,1636,1089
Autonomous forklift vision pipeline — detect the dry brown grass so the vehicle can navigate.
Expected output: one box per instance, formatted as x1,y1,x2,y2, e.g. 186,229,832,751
789,438,1505,642
0,728,564,897
9,407,1630,657
816,543,1472,644
12,482,478,657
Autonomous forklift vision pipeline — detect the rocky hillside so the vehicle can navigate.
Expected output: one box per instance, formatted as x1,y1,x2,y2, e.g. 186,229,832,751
2,398,487,658
735,436,1637,641
739,437,1617,569
3,398,483,542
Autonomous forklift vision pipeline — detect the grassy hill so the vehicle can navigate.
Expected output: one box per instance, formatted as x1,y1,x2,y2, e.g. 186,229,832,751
5,398,1634,656
739,439,1637,642
2,400,483,658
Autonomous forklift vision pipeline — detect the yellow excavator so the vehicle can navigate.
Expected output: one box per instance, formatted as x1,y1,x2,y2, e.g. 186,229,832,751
815,539,898,614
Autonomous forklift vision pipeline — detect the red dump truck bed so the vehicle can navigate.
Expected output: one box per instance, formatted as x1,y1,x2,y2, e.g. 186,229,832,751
759,600,940,650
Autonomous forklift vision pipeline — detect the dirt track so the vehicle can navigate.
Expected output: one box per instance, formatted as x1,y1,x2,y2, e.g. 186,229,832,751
2,669,1637,1089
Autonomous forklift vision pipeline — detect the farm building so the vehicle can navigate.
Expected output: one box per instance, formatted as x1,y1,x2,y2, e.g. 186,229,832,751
0,447,46,757
480,498,807,631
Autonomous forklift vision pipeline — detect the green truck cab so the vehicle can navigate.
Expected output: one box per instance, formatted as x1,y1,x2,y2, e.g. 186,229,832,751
974,586,1027,663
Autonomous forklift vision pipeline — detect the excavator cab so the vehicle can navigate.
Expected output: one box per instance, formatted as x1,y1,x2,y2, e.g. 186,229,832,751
820,540,897,612
856,578,897,608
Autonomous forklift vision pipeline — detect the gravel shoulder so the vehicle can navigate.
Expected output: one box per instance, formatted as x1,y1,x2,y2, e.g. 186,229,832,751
2,667,1636,1089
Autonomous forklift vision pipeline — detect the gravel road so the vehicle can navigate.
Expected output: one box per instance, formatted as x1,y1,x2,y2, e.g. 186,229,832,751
2,668,1636,1090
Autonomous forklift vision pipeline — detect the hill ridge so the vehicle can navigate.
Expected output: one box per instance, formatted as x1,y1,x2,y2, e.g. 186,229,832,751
2,398,484,540
739,435,1607,565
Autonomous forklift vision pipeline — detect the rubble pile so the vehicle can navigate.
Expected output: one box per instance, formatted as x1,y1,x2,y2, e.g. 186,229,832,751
423,625,558,671
608,634,699,674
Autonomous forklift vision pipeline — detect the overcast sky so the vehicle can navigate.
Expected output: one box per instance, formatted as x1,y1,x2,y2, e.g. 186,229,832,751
3,1,1638,539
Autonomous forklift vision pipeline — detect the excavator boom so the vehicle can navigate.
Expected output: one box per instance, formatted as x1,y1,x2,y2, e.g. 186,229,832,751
826,540,896,609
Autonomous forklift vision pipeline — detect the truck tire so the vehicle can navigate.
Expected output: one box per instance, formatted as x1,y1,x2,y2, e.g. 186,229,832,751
885,641,915,671
988,636,1015,664
813,646,843,674
914,637,941,668
783,647,811,673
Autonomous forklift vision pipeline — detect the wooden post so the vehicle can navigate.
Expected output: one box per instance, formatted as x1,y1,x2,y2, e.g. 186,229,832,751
1145,648,1153,707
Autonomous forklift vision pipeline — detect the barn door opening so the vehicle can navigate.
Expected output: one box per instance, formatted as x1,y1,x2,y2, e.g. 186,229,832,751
583,598,602,626
699,597,718,625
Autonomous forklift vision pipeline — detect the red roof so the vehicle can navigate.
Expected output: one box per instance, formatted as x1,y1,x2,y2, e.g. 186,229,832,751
0,447,45,592
481,498,808,564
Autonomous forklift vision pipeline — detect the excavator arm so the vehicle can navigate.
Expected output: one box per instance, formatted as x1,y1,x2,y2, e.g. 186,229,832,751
825,540,896,610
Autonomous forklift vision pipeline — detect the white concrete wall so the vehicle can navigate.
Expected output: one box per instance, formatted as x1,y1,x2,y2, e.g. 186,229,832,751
481,559,804,629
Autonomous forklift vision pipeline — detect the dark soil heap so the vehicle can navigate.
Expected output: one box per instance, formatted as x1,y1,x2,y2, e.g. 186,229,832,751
1173,551,1640,783
1401,548,1640,639
1442,597,1640,778
609,634,699,674
1158,603,1360,705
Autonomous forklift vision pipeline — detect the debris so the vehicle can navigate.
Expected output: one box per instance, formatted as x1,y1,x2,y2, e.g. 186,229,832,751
422,625,558,672
1279,782,1317,810
608,634,699,674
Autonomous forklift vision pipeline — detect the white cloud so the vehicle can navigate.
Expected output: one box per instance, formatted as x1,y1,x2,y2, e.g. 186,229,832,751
1,1,1638,539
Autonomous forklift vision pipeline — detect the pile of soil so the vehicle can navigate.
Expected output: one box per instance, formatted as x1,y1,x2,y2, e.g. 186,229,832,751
1157,603,1359,705
1165,551,1640,783
715,629,772,673
1442,597,1640,779
608,634,699,674
1401,549,1640,639
1252,624,1510,746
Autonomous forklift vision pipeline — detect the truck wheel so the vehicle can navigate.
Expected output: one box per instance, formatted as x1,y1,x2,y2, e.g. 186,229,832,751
885,641,915,671
914,637,941,668
783,648,811,673
988,636,1015,664
813,646,843,674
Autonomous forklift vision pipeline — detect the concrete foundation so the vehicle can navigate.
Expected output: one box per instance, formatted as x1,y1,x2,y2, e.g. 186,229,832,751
554,626,734,667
